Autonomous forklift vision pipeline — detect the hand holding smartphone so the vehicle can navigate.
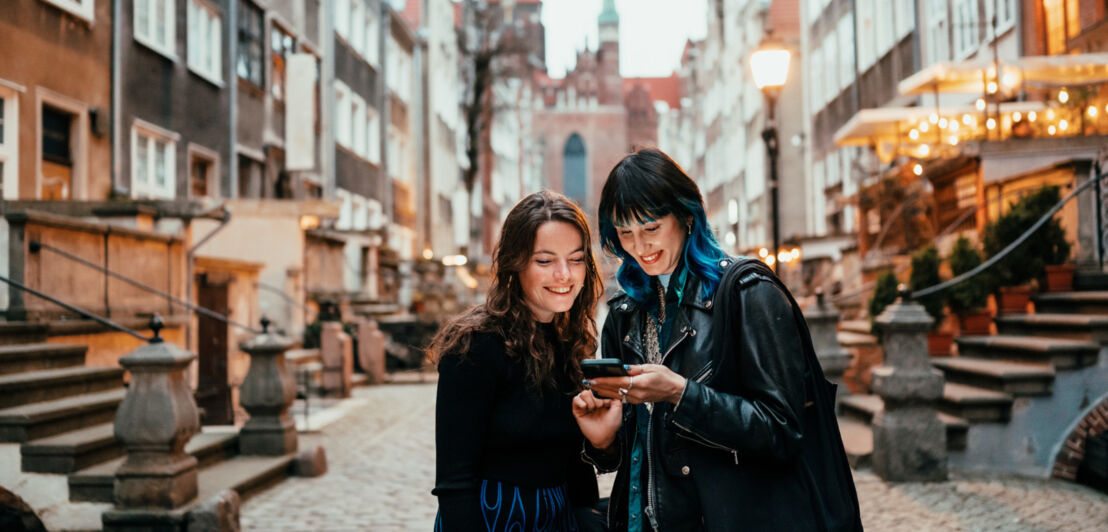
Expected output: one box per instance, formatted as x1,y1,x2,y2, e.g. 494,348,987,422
581,358,628,379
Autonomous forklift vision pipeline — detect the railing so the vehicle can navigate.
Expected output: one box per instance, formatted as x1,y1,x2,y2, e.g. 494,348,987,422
0,273,155,342
831,164,1104,306
30,239,264,335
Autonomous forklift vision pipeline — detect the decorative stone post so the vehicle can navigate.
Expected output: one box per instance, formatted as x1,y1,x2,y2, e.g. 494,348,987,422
103,316,200,530
238,317,298,456
803,289,853,398
357,318,387,385
872,287,948,482
320,321,353,397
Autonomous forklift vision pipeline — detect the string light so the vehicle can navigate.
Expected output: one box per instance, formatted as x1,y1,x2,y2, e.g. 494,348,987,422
962,114,973,125
975,98,986,111
909,129,920,140
929,113,939,124
987,81,998,94
938,118,949,128
1028,111,1037,122
920,122,930,133
919,144,931,157
1046,109,1056,120
948,136,959,145
1013,111,1022,122
1059,89,1069,103
1049,125,1057,135
986,118,997,130
1088,106,1098,117
913,163,923,176
949,120,959,132
1002,72,1018,88
1060,119,1069,131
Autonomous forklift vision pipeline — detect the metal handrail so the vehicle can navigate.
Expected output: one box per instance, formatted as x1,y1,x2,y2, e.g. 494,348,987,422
0,274,155,342
30,240,263,335
256,281,314,317
913,173,1098,299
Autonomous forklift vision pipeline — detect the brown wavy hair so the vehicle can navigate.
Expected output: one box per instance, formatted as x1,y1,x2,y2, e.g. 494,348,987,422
429,190,603,394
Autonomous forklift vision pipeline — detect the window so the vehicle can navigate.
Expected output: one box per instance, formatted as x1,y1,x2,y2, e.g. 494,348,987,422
270,26,295,101
335,0,350,38
350,0,364,54
237,0,264,86
838,14,855,91
1044,0,1080,54
808,44,823,114
387,126,403,179
952,0,979,58
856,0,876,72
0,91,17,200
132,124,177,199
895,0,915,39
822,32,838,106
366,107,380,164
875,0,895,58
187,0,223,84
928,0,950,64
352,96,366,157
189,149,217,198
364,7,380,67
135,0,176,58
335,83,352,147
41,0,94,21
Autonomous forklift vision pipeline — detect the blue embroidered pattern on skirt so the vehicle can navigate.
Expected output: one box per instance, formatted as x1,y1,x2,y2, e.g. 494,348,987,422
434,480,580,532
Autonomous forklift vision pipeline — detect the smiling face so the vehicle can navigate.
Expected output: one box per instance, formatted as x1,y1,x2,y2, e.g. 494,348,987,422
615,213,688,277
518,220,587,323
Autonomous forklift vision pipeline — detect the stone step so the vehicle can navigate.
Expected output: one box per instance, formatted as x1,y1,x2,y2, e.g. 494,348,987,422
931,357,1055,396
837,394,967,450
837,331,879,348
1033,291,1108,315
994,313,1108,345
1075,271,1108,291
0,343,88,376
939,383,1014,423
196,453,296,503
955,334,1099,370
838,320,872,335
0,366,125,408
69,430,240,503
0,322,49,345
838,417,873,469
21,422,123,474
0,388,126,442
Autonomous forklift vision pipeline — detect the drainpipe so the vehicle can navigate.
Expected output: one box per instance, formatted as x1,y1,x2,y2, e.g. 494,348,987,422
229,0,239,198
110,0,122,195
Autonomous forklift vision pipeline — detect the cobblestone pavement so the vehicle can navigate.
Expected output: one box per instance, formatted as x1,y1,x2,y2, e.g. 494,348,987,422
242,382,1108,531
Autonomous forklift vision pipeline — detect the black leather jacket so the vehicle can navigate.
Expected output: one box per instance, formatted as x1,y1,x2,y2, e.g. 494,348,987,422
584,259,820,531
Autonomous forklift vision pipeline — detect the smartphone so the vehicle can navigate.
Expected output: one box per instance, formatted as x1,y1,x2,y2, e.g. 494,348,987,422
581,358,628,379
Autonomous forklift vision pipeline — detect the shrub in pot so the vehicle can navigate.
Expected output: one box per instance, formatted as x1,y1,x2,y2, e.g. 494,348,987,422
984,185,1071,312
946,237,992,335
868,269,900,336
910,245,952,356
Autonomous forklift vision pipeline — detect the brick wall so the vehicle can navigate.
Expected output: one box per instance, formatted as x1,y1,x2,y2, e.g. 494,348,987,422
1053,396,1108,480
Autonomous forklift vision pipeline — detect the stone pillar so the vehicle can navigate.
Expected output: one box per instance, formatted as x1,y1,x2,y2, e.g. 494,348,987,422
238,317,298,456
803,289,853,398
103,317,200,530
871,287,948,482
320,321,353,397
357,319,387,385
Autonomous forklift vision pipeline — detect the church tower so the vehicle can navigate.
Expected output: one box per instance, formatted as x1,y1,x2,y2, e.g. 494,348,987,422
596,0,622,105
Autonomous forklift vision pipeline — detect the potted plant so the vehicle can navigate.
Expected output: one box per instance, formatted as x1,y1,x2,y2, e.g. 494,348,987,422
868,269,900,336
946,237,992,335
983,186,1071,312
910,245,952,356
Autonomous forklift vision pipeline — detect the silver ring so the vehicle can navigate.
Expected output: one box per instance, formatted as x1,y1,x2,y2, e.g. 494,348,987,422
618,387,629,396
628,375,634,391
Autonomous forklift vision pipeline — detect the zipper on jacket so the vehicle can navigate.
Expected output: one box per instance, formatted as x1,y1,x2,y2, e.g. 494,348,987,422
645,411,660,531
670,418,740,465
690,363,713,383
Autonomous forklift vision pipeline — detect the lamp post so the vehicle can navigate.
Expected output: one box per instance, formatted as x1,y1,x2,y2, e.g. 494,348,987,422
751,35,790,272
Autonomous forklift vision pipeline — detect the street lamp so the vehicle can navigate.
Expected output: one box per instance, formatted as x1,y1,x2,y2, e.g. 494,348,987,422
751,35,790,273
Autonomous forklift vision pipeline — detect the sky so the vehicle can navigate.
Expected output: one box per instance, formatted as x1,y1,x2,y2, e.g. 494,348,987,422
541,0,708,79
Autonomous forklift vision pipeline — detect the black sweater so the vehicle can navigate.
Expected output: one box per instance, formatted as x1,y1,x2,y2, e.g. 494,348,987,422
433,327,597,528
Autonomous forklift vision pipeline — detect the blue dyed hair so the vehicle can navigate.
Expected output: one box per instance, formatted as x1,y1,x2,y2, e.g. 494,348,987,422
598,148,728,303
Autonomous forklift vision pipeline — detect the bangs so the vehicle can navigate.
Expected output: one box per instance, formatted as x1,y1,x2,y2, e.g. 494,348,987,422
600,171,679,228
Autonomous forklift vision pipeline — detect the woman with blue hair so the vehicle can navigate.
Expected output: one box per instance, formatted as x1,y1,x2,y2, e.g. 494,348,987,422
572,148,861,531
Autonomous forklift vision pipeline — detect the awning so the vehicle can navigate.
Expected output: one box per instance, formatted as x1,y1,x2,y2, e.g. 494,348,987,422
898,59,998,95
898,54,1108,96
834,101,1049,148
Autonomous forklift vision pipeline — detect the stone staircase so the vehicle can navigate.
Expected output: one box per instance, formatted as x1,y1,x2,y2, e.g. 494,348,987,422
837,286,1108,475
0,321,301,528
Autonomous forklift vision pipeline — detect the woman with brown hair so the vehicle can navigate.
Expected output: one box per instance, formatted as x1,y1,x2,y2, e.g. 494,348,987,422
430,190,605,531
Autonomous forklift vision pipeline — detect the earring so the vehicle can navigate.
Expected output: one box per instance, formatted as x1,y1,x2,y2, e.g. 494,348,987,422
687,223,693,235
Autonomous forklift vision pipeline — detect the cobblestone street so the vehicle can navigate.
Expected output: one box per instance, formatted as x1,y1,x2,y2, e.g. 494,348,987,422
241,383,1108,531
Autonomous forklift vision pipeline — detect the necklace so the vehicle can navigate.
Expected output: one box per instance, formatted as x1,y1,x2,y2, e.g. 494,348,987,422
643,278,667,366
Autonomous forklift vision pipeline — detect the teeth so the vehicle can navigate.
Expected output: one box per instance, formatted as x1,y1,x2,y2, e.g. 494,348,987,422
642,252,660,262
548,286,571,294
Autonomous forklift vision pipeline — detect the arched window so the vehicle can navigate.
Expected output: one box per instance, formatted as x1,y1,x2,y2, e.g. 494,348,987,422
563,133,587,206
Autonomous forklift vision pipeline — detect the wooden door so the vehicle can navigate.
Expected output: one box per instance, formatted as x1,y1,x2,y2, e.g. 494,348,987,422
196,274,233,425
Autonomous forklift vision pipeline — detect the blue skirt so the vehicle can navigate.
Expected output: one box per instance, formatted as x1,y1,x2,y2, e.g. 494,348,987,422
435,480,581,532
